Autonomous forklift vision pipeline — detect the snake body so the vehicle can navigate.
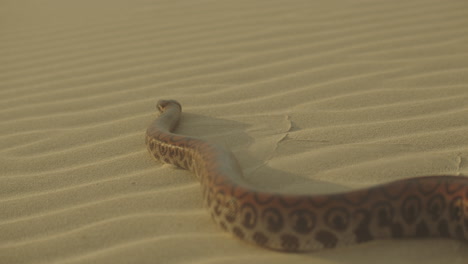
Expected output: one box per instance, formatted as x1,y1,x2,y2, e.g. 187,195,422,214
146,99,468,252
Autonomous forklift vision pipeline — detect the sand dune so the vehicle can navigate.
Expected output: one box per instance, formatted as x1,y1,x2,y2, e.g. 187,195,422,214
1,0,468,263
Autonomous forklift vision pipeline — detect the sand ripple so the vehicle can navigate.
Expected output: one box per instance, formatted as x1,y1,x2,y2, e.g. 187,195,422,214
1,0,468,263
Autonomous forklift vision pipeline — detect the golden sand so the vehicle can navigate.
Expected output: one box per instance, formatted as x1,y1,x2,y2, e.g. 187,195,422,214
1,1,468,263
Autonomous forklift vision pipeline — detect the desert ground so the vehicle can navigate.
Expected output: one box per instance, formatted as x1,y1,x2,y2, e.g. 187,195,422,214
1,1,468,263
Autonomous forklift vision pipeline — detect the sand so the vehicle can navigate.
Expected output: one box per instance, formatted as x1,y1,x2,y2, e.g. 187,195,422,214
1,0,468,263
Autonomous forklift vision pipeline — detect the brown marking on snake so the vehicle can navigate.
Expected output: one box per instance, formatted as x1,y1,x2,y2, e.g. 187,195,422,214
146,99,468,252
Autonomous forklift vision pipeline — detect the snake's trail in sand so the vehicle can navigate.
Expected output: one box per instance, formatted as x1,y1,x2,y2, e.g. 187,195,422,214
146,99,468,252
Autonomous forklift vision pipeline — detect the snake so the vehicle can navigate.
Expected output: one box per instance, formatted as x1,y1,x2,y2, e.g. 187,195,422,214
145,99,468,252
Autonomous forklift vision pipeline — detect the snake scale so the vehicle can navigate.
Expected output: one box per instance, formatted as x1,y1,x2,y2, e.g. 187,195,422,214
146,99,468,252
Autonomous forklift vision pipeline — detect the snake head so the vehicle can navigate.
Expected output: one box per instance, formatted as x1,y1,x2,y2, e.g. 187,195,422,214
157,100,182,113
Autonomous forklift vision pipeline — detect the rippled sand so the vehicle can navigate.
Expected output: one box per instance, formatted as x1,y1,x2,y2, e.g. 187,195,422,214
1,1,468,263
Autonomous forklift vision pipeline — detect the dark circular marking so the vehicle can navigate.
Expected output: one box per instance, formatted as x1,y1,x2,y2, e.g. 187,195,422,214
280,234,299,251
371,201,394,227
152,151,160,160
168,147,177,158
261,207,284,233
315,230,338,248
178,150,186,162
158,144,168,155
415,221,430,237
426,194,446,221
148,140,155,151
449,196,463,222
324,207,350,232
224,198,239,223
172,148,180,162
239,203,257,229
289,209,316,234
401,195,422,225
252,232,268,246
178,147,185,160
232,226,244,239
